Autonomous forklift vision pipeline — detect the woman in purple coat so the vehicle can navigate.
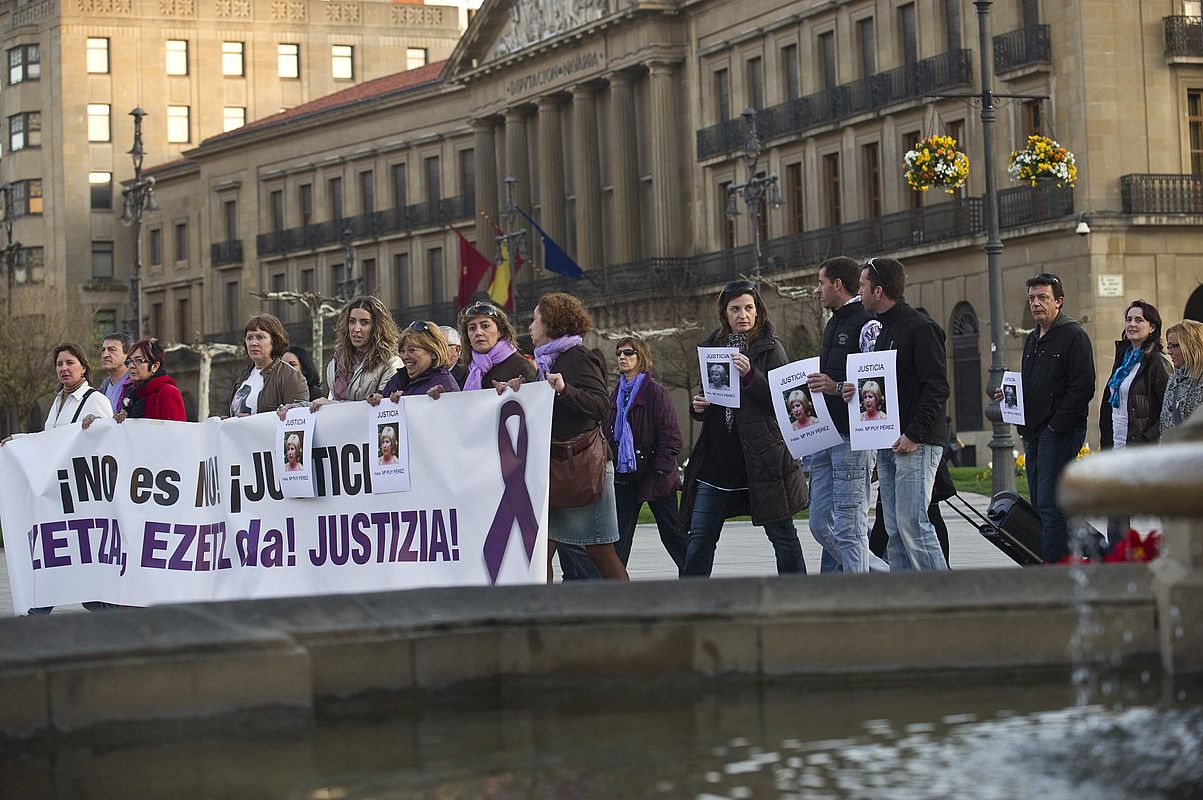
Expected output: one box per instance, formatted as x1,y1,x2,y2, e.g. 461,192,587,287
607,336,687,572
370,321,461,402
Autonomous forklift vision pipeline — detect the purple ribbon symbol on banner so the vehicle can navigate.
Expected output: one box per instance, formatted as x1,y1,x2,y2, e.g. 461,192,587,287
483,400,540,584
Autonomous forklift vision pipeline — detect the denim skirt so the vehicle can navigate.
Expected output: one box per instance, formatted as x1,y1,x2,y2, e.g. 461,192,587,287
547,462,620,546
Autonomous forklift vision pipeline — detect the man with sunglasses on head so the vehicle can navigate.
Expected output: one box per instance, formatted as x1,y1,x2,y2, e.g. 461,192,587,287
994,273,1095,563
806,256,881,572
843,257,949,571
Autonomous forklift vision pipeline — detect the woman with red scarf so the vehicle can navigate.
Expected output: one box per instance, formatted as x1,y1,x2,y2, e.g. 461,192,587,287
113,338,186,422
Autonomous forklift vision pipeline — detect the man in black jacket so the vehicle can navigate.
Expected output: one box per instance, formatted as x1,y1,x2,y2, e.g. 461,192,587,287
843,257,949,571
996,273,1095,562
807,256,880,572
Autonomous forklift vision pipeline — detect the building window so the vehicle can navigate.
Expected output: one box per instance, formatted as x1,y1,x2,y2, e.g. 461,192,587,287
328,176,343,220
331,45,353,80
823,153,841,227
944,0,962,51
94,309,117,338
362,257,377,295
458,149,475,200
745,56,764,111
166,39,188,75
14,246,44,285
223,106,246,132
781,45,800,102
406,47,427,70
862,143,882,218
427,247,443,304
87,104,111,142
150,228,163,266
1023,100,1043,138
90,172,112,210
223,199,238,241
270,189,285,232
903,130,923,209
718,181,735,249
359,170,375,214
225,281,240,333
785,163,803,235
92,241,114,279
278,43,299,79
222,41,244,76
299,183,313,226
8,111,40,151
714,68,730,123
7,179,43,217
818,31,836,90
176,297,191,342
857,18,876,78
86,37,109,74
424,156,441,203
175,222,188,261
393,252,410,309
1190,91,1203,176
167,105,190,143
300,267,315,294
899,3,918,65
391,163,407,209
7,44,39,85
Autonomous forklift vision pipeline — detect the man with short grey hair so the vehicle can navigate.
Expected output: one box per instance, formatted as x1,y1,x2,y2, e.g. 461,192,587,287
440,325,468,388
98,331,133,413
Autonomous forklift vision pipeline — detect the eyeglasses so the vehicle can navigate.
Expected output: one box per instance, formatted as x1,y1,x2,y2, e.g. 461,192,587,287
124,357,149,367
616,348,637,357
722,279,757,296
407,320,431,333
464,301,502,318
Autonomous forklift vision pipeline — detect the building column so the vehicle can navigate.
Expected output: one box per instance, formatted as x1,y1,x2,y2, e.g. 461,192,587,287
503,108,532,278
536,97,565,245
608,72,639,265
571,84,602,270
647,61,682,258
473,117,499,257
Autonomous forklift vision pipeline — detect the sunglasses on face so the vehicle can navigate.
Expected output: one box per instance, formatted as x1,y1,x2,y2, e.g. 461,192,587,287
464,302,501,318
616,348,637,357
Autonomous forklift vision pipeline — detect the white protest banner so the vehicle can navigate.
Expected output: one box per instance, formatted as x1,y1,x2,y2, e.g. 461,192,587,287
0,386,553,614
369,399,411,494
276,407,316,498
1000,370,1025,426
768,358,844,459
847,350,900,451
699,347,740,408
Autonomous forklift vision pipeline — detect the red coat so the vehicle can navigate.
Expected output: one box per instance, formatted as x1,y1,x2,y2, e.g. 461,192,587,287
125,374,187,421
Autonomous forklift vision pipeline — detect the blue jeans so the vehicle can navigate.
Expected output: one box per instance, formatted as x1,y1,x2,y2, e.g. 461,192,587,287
682,483,806,577
614,480,686,573
877,444,948,571
807,437,874,573
1025,423,1087,563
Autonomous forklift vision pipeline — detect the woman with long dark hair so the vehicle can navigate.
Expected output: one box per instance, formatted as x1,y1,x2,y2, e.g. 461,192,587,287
281,345,324,401
679,280,807,577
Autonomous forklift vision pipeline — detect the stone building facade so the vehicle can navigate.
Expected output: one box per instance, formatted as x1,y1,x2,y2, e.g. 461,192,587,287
136,0,1203,452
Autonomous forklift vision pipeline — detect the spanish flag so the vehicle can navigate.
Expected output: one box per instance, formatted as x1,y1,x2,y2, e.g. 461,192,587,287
488,237,514,312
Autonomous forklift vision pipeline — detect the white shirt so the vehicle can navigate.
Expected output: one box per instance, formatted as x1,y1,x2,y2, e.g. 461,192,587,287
45,382,113,430
231,368,265,416
1111,363,1141,448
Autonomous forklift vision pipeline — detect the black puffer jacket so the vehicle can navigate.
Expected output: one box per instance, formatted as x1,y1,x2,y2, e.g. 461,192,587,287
1100,341,1172,448
872,301,949,446
1017,310,1095,440
678,323,808,529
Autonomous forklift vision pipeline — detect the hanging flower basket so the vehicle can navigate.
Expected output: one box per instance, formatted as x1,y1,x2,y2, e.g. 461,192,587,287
903,134,970,193
1008,134,1077,187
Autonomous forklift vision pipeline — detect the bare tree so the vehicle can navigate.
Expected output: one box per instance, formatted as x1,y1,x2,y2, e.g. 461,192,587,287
250,290,342,367
0,294,92,436
162,341,244,420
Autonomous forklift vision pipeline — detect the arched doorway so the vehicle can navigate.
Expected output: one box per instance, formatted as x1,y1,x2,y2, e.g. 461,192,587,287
1185,284,1203,322
950,301,983,432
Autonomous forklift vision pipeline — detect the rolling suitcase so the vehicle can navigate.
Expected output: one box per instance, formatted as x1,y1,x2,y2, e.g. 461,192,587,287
981,491,1045,566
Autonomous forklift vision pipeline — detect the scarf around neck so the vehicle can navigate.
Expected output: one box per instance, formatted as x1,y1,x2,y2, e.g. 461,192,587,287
333,352,364,401
465,340,517,391
1108,345,1143,408
615,371,647,474
534,335,583,379
723,332,748,430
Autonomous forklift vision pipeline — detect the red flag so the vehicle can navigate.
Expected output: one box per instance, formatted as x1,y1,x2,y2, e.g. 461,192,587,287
452,226,493,311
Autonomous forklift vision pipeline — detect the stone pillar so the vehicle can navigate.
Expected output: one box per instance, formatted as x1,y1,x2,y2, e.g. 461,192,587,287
504,108,532,280
536,96,565,244
571,84,602,271
647,61,681,258
473,118,499,256
608,72,639,265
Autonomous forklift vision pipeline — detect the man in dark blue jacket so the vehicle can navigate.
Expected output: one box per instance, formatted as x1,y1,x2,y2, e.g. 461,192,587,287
843,257,949,570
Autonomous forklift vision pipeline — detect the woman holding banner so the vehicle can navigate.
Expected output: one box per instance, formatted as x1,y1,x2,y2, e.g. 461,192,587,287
529,292,629,581
372,321,461,399
312,296,401,409
228,314,310,416
607,336,685,572
679,280,807,577
458,301,537,390
105,338,186,423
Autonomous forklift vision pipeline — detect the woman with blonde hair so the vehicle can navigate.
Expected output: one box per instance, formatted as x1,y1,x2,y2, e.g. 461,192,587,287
1161,319,1203,433
787,389,816,430
314,296,401,409
379,425,399,464
284,432,304,471
370,320,461,401
859,380,887,421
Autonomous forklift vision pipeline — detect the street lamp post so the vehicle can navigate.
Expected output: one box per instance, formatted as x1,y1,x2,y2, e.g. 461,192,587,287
499,175,527,297
0,184,23,316
725,108,783,278
120,107,158,340
336,226,362,298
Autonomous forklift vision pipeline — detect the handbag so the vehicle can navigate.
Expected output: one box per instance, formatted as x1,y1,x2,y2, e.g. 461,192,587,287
931,454,956,502
549,425,607,508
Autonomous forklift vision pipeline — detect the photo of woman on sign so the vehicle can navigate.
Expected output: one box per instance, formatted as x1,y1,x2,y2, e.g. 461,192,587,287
786,388,816,430
859,378,888,421
707,361,730,391
284,431,304,472
379,424,399,466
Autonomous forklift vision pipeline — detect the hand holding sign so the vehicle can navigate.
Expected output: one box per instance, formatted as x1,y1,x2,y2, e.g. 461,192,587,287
698,347,740,408
999,370,1025,426
769,358,844,459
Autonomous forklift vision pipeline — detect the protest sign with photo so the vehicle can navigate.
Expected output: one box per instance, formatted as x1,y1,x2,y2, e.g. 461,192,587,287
276,406,316,498
847,350,900,451
768,358,844,459
1000,370,1025,426
698,347,740,408
369,398,412,494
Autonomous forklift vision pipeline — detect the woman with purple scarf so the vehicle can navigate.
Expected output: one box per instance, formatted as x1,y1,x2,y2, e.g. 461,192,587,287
529,292,629,581
607,336,686,573
457,301,536,391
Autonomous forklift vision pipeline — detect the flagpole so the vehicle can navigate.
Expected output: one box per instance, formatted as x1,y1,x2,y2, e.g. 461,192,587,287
501,176,527,304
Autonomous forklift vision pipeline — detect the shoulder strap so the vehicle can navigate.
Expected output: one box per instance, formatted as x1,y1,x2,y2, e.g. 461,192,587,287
71,389,98,424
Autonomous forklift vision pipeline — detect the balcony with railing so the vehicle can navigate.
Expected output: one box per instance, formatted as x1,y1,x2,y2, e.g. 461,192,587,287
993,25,1051,73
697,50,973,160
1121,173,1203,214
211,240,243,266
256,194,476,258
1164,16,1203,58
